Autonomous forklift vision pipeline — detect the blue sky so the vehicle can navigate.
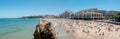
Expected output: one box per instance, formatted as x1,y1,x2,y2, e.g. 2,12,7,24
0,0,120,18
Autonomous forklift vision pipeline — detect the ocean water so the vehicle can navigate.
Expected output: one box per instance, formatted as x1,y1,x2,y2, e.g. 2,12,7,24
0,18,40,39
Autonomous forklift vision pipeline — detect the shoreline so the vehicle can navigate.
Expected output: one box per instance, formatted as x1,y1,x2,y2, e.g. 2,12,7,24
41,18,120,39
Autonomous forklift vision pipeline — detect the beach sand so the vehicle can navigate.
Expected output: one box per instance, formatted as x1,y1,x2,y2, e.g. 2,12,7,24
46,18,120,39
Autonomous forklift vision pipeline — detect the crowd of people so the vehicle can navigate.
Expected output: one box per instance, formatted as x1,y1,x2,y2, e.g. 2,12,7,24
48,18,120,39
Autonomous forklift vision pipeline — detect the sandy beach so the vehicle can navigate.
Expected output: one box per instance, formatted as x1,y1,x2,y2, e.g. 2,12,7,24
46,18,120,39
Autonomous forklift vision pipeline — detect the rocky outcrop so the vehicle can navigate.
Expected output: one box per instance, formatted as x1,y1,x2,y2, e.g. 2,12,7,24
33,20,56,39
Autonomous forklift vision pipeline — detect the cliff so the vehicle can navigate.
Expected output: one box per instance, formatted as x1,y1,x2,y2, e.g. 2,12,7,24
33,20,56,39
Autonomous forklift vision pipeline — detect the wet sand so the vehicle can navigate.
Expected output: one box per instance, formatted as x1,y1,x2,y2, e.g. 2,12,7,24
46,18,120,39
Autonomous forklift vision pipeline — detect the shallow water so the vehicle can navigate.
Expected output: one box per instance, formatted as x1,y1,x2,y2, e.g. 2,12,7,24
0,18,40,39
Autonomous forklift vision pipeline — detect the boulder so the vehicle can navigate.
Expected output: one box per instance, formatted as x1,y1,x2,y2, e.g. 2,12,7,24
33,20,56,39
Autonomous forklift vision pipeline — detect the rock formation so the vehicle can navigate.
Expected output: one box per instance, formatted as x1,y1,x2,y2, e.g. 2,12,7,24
33,20,56,39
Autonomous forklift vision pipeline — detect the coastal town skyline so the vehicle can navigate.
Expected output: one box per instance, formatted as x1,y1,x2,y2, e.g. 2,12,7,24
0,0,120,18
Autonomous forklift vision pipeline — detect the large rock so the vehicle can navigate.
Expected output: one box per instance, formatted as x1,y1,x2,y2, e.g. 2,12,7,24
33,20,56,39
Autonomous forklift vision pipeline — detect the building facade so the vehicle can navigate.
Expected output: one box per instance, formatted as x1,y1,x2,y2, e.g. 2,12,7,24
59,8,104,20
